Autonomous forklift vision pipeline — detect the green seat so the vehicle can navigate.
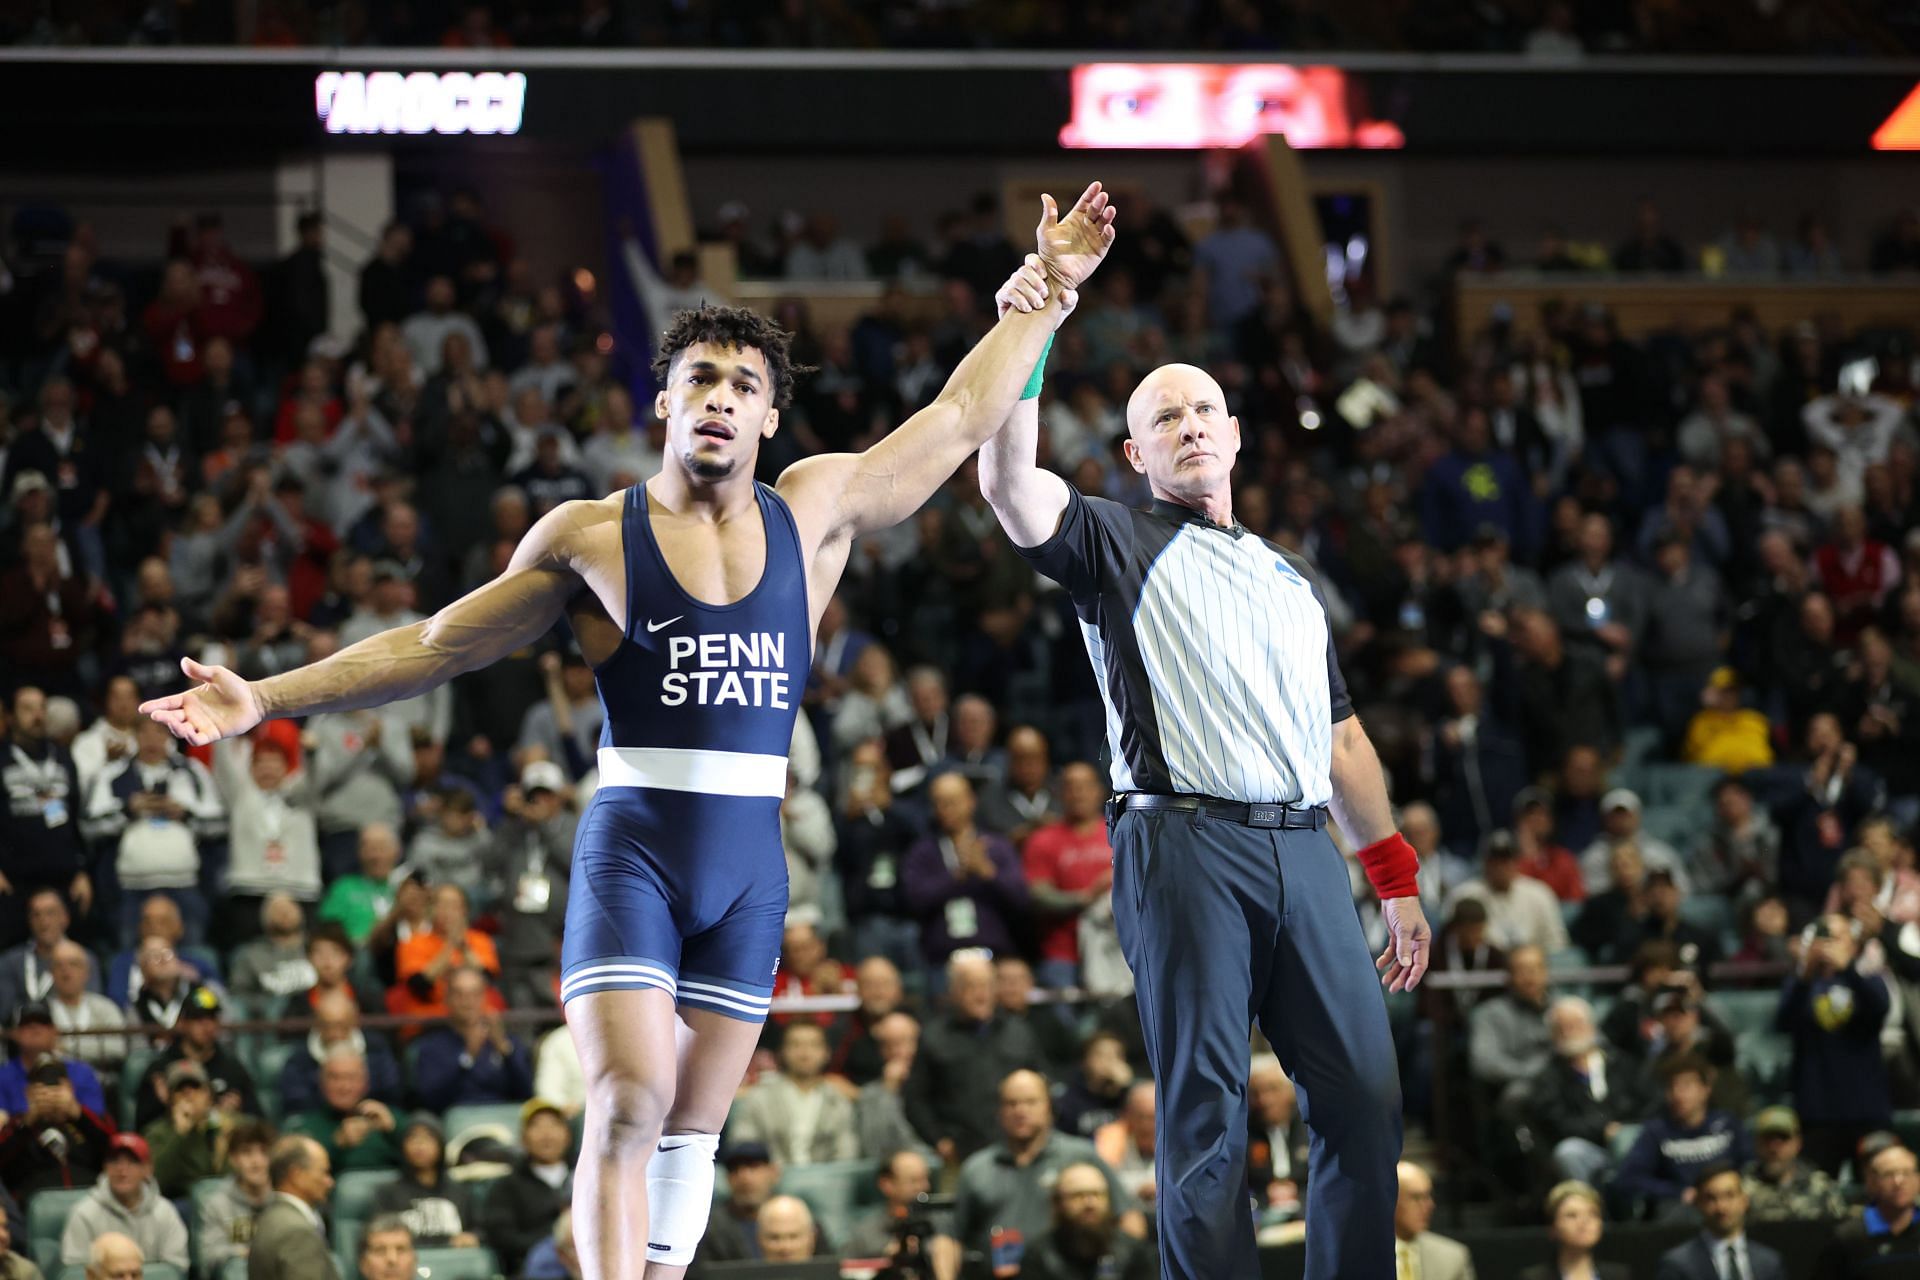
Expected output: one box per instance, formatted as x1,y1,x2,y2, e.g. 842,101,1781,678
190,1176,232,1271
414,1246,500,1280
443,1104,528,1146
1735,1030,1794,1096
1608,1122,1642,1162
56,1267,186,1280
1639,805,1697,850
333,1167,398,1223
1679,896,1735,942
778,1159,876,1246
1709,989,1779,1037
220,1258,248,1280
120,1046,159,1127
247,1039,298,1093
1893,1109,1920,1151
30,1186,93,1271
1621,726,1662,766
1644,763,1723,808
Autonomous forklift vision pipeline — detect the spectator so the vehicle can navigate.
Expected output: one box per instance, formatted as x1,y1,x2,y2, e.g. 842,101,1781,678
837,741,923,976
229,895,318,1006
785,214,871,281
0,687,93,947
885,666,953,797
1510,788,1585,902
693,1141,782,1264
248,1136,339,1280
68,677,141,806
531,1024,583,1118
952,1070,1142,1269
1778,715,1883,915
516,667,603,784
1,1001,106,1117
1547,515,1648,677
1018,1160,1157,1280
1579,790,1690,894
1742,1105,1847,1222
1532,996,1646,1188
1778,912,1892,1173
402,276,487,376
1677,374,1769,472
141,1059,249,1197
1622,871,1724,978
1020,763,1111,990
1646,985,1745,1117
902,773,1030,970
80,1235,139,1280
286,1048,398,1173
1819,1139,1919,1276
1392,1161,1475,1280
1614,200,1687,273
279,989,403,1115
904,952,1043,1165
1611,1054,1750,1221
1653,1164,1786,1280
840,1149,959,1270
409,968,531,1112
481,1100,573,1277
316,824,401,944
756,1194,829,1262
1091,1082,1155,1214
1447,831,1570,953
305,706,409,886
727,1022,858,1167
977,725,1058,849
852,1011,924,1159
196,1119,277,1275
43,943,128,1080
1501,609,1624,767
1,529,104,703
1419,409,1531,556
134,986,260,1129
1518,1180,1625,1280
483,770,576,1010
1247,1055,1308,1221
0,1207,40,1280
213,734,322,941
406,791,491,908
58,1134,189,1271
390,886,501,1020
83,718,222,948
994,957,1078,1074
303,923,382,1016
365,873,432,992
354,1216,417,1280
0,890,98,1016
1693,777,1779,908
369,1114,479,1248
1640,534,1730,743
1194,196,1279,331
0,1057,114,1203
1054,1030,1134,1141
1468,945,1554,1105
780,771,837,923
826,956,906,1087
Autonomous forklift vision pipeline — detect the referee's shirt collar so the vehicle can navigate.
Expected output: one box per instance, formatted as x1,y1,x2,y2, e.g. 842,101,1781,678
1149,497,1245,539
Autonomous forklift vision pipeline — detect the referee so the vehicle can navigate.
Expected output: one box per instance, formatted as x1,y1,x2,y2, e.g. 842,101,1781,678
982,259,1431,1280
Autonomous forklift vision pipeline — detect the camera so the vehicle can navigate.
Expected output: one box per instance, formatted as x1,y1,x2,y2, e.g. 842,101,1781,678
874,1195,938,1280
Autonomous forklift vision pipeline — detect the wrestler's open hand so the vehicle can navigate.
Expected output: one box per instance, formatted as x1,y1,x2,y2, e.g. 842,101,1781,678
1036,181,1117,291
1377,896,1432,993
140,656,264,746
995,254,1079,324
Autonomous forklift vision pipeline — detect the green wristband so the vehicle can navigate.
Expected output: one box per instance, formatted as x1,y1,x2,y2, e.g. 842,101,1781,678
1020,334,1054,401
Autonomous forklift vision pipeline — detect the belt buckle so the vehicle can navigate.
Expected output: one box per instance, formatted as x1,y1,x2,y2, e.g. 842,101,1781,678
1247,805,1281,828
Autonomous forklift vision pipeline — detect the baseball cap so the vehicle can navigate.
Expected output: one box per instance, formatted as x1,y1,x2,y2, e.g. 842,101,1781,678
721,1141,772,1170
1483,830,1518,860
108,1133,151,1163
9,470,51,501
1600,788,1642,815
1651,985,1697,1015
12,1000,54,1029
27,1056,69,1087
1511,786,1552,817
519,1098,567,1131
165,1060,210,1091
178,986,223,1020
521,761,567,796
1755,1106,1800,1138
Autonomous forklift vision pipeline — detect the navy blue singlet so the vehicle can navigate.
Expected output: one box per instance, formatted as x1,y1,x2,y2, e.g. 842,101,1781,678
558,481,811,1021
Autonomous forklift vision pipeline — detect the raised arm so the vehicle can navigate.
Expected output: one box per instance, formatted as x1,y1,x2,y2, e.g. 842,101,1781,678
782,183,1115,541
141,503,589,746
979,255,1075,548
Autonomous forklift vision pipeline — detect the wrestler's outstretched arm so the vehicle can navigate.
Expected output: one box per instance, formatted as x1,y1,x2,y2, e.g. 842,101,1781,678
140,502,590,744
778,182,1115,541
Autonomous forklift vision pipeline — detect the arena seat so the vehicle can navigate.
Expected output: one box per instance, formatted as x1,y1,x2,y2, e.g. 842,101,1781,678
120,1046,158,1127
30,1187,93,1272
55,1266,186,1280
414,1246,501,1280
1642,763,1724,808
329,1166,400,1263
778,1159,877,1246
1678,896,1736,942
1608,1122,1642,1162
444,1103,530,1147
1638,805,1697,850
1708,988,1780,1036
1734,1030,1794,1098
189,1176,230,1272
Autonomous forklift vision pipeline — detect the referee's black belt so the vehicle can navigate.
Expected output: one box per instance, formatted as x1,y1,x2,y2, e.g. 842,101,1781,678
1106,792,1329,830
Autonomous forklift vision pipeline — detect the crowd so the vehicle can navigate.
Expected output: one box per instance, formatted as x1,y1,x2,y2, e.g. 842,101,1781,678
3,167,1920,1278
4,0,1913,57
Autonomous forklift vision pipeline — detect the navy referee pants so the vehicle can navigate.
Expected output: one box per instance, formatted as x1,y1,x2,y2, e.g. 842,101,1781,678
1110,808,1401,1280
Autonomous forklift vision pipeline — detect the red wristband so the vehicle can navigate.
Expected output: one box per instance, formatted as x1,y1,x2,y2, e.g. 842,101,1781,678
1357,832,1419,901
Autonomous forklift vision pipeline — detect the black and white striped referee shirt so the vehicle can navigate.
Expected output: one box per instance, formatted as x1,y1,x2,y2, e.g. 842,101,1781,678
1016,487,1352,807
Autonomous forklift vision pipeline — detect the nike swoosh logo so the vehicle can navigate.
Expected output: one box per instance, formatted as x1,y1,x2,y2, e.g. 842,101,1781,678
646,616,683,633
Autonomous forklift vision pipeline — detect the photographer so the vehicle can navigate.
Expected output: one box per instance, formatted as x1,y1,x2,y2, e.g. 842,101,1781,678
841,1150,958,1280
0,1058,113,1202
141,1060,252,1197
1777,911,1891,1173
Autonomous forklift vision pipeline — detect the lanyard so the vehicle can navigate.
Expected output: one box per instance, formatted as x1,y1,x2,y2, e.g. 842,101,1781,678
12,744,62,794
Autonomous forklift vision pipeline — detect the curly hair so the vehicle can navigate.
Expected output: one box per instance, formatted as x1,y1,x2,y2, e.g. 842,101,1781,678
652,304,812,409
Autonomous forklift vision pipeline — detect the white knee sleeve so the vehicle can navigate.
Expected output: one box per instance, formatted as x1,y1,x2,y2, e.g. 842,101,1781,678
645,1131,719,1266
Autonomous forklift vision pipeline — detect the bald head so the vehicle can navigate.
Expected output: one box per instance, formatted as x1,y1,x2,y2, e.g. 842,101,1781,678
1122,363,1240,509
756,1195,816,1262
86,1233,143,1280
1126,363,1227,435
